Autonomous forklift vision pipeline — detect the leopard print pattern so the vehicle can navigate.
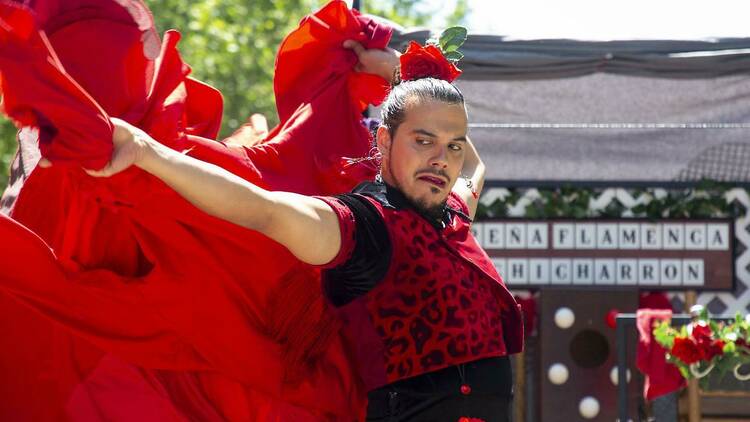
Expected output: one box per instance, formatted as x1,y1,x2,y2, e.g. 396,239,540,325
366,206,507,382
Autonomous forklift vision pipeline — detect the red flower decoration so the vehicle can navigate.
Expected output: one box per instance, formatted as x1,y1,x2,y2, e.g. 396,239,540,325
399,41,462,83
671,337,702,365
691,322,712,343
700,339,725,361
690,322,724,361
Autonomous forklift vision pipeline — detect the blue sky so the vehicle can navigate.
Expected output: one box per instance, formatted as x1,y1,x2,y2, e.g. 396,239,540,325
423,0,750,40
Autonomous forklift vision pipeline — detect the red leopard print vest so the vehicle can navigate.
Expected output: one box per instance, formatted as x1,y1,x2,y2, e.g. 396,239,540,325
330,191,524,390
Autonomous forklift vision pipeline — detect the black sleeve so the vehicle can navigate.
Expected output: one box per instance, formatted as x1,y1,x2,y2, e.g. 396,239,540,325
322,194,392,307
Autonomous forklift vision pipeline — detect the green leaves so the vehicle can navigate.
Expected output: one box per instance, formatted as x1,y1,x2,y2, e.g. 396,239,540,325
436,26,467,62
653,320,675,349
652,312,750,386
444,51,464,61
144,0,315,136
427,25,467,62
475,185,737,220
0,119,15,189
439,26,467,53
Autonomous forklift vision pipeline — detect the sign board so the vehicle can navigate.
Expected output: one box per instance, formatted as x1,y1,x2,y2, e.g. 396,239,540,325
472,219,734,290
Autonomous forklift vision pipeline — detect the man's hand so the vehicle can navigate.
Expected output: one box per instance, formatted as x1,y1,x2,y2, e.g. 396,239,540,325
223,113,269,148
452,136,485,220
343,40,400,81
37,118,148,176
85,118,149,177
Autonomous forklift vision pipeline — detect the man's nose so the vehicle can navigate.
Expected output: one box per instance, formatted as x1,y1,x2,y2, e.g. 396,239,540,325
430,147,449,169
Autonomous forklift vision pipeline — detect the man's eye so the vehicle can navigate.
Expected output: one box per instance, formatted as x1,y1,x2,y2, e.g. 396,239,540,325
416,138,431,145
449,143,463,151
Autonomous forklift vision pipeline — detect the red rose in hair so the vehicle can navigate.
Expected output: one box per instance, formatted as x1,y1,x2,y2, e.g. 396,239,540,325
399,41,462,83
671,337,702,364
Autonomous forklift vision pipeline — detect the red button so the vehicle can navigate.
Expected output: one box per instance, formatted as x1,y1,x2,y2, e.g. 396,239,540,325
460,384,472,395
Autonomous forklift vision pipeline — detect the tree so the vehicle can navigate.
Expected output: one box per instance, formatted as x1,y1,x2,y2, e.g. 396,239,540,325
362,0,468,28
0,119,13,190
144,0,315,134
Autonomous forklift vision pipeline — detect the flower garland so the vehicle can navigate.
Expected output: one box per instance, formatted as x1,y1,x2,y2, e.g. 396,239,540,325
653,306,750,384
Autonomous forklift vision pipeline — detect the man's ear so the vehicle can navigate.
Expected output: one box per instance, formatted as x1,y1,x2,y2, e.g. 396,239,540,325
376,126,392,156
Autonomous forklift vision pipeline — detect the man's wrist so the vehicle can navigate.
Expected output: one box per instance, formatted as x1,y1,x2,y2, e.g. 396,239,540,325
132,131,158,171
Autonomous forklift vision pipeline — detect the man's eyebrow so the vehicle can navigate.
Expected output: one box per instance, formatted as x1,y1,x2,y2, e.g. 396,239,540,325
411,128,437,137
412,129,467,142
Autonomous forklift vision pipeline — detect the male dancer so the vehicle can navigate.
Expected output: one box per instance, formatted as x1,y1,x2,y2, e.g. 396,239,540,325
86,44,524,421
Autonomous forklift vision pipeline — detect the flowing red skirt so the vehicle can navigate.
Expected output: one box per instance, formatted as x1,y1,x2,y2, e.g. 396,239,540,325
0,0,388,420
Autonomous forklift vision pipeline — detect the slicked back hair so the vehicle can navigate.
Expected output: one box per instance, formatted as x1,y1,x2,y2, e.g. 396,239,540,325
380,78,465,138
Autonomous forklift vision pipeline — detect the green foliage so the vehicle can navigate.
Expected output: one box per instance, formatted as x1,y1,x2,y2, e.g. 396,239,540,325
144,0,315,135
364,0,468,28
0,119,14,189
444,0,468,26
438,26,467,53
653,320,675,349
653,311,750,389
475,182,740,220
363,0,432,27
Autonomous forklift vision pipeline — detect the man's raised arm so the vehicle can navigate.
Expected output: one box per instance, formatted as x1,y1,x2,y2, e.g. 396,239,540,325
452,136,485,220
84,119,343,266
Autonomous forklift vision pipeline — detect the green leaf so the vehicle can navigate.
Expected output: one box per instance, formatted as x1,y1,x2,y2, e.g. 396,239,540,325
439,26,467,53
678,365,690,379
444,51,464,62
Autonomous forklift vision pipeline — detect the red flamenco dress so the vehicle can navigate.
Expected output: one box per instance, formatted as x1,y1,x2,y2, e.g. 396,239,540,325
0,0,388,420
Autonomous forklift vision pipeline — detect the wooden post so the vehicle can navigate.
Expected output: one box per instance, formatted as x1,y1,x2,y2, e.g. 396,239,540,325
514,351,525,422
685,290,701,422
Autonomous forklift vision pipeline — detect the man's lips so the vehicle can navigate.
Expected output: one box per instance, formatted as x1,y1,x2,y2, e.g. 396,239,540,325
417,174,447,187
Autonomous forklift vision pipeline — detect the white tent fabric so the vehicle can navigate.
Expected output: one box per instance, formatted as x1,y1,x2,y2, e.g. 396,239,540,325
387,31,750,184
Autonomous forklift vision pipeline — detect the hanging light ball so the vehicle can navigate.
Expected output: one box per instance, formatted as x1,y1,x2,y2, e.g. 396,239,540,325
548,363,569,385
579,396,600,419
554,307,575,329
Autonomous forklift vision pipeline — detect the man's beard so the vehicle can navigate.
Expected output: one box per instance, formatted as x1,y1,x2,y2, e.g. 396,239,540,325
412,196,447,222
387,158,447,222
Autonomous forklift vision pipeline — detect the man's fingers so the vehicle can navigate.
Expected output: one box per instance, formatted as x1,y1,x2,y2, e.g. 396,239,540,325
38,158,52,168
84,165,112,178
343,39,365,57
249,113,268,136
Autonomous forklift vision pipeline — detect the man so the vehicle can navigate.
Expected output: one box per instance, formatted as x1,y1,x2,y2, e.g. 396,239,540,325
86,46,524,420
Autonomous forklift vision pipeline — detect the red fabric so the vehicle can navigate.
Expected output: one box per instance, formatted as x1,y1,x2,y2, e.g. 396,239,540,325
639,291,674,311
0,0,390,420
635,309,687,400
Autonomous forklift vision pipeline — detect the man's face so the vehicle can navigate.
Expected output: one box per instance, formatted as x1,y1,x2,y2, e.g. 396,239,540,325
377,98,468,215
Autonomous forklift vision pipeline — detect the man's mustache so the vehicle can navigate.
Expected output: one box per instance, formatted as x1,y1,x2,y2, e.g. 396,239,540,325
416,168,450,180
